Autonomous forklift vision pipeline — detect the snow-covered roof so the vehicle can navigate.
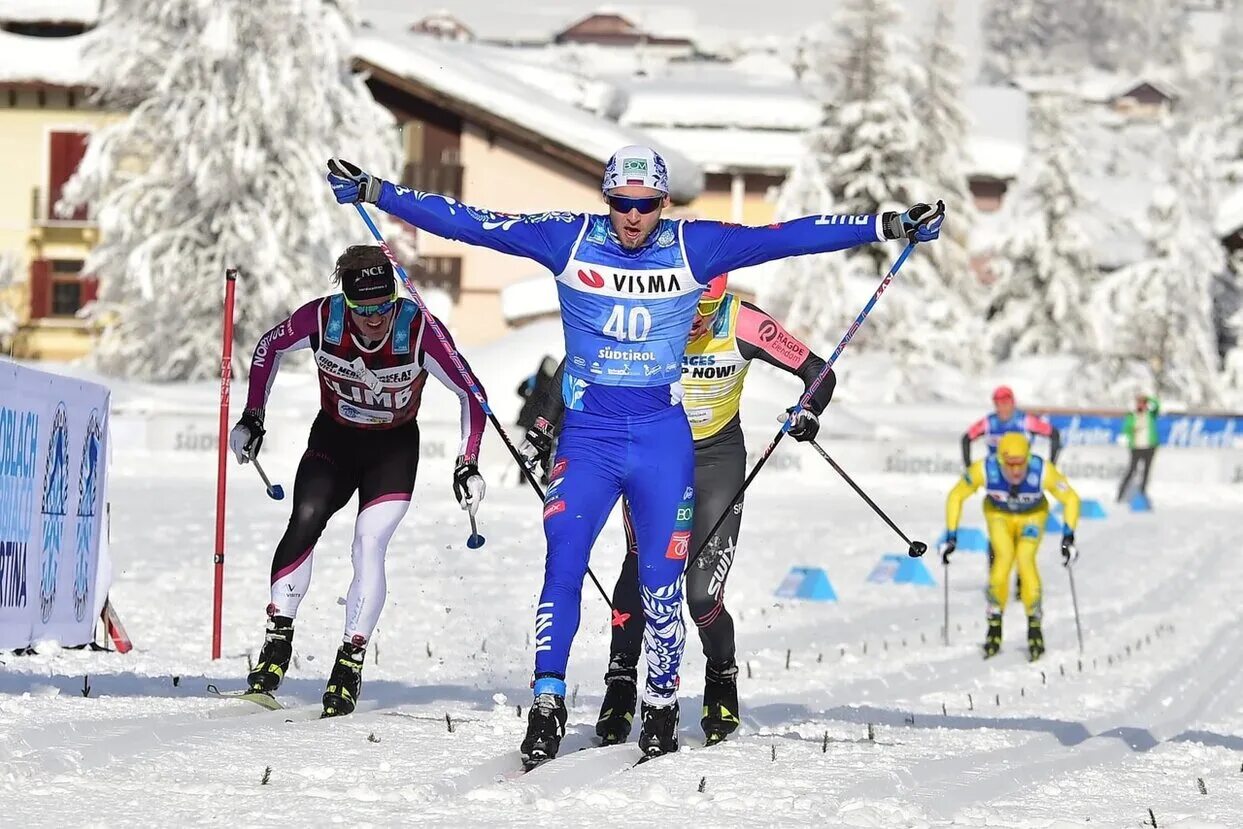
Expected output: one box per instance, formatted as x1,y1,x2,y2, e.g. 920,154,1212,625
619,75,821,131
964,85,1028,179
467,43,627,118
501,276,559,322
0,0,99,24
1015,70,1182,105
0,27,96,86
356,32,703,202
642,126,805,175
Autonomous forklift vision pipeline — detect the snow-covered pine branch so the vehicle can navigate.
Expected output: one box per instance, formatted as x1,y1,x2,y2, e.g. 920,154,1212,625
986,94,1095,362
60,0,402,381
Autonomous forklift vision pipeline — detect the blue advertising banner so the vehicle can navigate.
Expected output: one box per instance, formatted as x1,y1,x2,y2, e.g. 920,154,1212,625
1048,414,1243,449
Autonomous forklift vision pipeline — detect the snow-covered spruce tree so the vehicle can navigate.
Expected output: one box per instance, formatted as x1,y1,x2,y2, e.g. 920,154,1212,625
801,0,979,386
1099,128,1223,407
918,0,978,317
764,146,838,333
983,0,1184,79
986,94,1095,361
61,0,401,380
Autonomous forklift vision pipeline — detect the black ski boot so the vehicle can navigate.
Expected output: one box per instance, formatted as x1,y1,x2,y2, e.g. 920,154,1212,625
321,642,365,718
701,659,740,746
982,615,1003,659
638,699,680,760
521,693,568,770
247,616,294,694
1027,616,1045,662
595,657,638,745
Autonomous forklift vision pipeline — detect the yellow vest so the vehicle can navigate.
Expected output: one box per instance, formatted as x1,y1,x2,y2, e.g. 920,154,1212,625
682,294,750,441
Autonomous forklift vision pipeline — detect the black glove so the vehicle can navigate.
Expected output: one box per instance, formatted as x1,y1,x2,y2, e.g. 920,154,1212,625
453,457,486,513
882,201,944,243
785,407,820,443
939,532,957,564
228,409,265,464
1061,530,1078,566
326,158,383,205
520,416,556,471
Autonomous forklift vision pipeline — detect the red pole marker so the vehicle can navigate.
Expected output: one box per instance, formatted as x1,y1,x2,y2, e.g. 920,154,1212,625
611,609,632,629
212,269,237,660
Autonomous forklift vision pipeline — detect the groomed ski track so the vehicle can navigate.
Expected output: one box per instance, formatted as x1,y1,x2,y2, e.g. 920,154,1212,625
2,465,1240,827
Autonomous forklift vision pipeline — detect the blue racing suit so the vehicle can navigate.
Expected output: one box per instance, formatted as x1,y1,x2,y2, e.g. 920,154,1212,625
372,184,886,703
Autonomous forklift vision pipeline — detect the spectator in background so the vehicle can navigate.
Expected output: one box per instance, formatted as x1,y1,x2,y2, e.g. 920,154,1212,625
1117,394,1160,503
515,355,561,483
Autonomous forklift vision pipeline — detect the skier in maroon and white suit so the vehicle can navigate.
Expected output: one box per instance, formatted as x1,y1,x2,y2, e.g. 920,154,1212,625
229,244,487,717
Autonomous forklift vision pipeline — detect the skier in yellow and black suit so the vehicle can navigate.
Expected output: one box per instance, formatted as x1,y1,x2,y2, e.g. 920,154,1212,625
940,432,1081,661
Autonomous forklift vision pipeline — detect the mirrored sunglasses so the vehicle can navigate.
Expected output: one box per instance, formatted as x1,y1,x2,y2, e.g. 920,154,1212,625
346,297,396,317
607,195,663,215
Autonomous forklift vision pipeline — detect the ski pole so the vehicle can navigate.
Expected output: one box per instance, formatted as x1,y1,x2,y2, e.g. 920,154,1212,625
349,204,623,625
806,440,926,557
212,268,237,660
688,205,941,572
1067,563,1085,654
942,561,950,646
250,457,285,500
466,509,485,550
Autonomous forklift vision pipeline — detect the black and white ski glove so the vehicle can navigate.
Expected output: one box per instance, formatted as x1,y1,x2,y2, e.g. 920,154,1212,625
939,532,957,564
326,158,383,205
882,201,944,243
228,409,265,464
785,407,820,443
1061,530,1078,566
453,457,486,514
519,416,556,472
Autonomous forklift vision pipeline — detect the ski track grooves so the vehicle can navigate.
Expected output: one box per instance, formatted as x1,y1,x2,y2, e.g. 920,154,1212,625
839,531,1243,819
0,698,370,779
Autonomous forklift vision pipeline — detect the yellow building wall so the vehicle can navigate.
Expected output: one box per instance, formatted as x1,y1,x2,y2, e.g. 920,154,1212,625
0,90,122,359
686,181,779,225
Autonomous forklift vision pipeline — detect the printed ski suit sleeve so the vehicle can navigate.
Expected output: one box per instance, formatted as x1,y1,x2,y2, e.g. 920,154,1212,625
1042,463,1081,532
681,215,886,283
945,460,986,532
416,313,487,462
245,299,321,412
735,301,835,413
375,183,584,273
961,416,988,467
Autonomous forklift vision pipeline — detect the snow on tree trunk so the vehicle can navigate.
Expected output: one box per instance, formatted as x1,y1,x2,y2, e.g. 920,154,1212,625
986,94,1095,363
60,0,402,381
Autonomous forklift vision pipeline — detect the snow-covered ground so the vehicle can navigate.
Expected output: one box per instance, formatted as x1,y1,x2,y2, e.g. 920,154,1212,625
4,364,1243,826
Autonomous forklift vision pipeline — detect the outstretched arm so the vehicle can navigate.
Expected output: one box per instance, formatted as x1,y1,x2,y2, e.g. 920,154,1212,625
682,215,885,281
735,302,835,413
681,203,941,282
245,299,321,412
327,159,583,273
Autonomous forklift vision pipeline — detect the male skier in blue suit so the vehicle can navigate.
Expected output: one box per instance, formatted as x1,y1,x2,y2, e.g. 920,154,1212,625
327,147,943,765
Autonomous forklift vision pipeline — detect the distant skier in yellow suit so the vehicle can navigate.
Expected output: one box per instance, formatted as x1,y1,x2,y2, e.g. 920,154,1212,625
939,432,1081,661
